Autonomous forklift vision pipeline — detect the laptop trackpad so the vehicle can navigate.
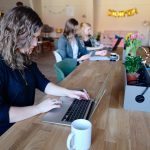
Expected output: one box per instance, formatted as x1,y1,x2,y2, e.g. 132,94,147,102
42,97,73,124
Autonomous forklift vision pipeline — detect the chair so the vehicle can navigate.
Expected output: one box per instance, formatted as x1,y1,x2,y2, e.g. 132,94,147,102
54,58,77,82
53,50,62,62
39,24,54,51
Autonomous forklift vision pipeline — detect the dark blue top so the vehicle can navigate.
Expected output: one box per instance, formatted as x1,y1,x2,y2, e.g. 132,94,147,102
0,57,50,135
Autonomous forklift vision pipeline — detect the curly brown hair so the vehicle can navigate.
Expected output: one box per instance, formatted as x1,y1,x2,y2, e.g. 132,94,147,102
0,6,43,70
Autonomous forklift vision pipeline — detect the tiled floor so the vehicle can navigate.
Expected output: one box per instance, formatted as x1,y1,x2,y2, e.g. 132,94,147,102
32,49,57,104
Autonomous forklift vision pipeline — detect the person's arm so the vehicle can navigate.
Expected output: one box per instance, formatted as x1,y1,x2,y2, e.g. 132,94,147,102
95,50,107,56
9,106,40,123
9,99,62,123
0,78,61,123
75,36,90,61
77,54,91,61
9,105,40,123
31,62,90,99
9,81,90,123
86,46,102,51
0,61,60,126
45,82,89,99
57,36,67,59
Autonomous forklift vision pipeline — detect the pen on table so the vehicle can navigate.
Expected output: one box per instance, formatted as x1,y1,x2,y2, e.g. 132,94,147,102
83,89,90,100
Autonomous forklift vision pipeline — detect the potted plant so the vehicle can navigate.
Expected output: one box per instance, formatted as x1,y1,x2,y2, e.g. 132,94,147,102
124,56,143,83
124,33,143,57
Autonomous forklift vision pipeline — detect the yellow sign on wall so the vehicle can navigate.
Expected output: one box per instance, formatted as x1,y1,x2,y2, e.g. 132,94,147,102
108,8,138,17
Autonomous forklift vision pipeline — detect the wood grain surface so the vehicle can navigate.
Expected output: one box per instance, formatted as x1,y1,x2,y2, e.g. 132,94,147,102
0,55,150,150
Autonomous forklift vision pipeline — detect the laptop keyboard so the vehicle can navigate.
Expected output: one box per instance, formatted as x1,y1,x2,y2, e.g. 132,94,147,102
61,99,94,122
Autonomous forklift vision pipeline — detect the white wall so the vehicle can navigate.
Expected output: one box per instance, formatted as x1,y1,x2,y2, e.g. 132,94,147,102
40,0,93,29
1,0,149,45
0,0,30,12
94,0,150,45
30,0,42,18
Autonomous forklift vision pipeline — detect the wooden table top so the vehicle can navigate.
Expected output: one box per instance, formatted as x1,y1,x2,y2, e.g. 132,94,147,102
0,55,150,150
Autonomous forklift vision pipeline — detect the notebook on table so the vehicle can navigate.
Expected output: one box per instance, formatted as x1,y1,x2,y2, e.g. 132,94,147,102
89,54,120,61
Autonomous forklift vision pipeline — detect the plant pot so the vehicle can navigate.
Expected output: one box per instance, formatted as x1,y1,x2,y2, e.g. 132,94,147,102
127,73,139,83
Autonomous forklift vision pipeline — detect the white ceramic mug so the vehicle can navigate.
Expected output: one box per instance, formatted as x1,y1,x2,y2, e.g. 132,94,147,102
110,52,120,61
67,119,92,150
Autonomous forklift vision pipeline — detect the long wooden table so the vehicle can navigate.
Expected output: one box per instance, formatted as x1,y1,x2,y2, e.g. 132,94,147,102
0,59,150,150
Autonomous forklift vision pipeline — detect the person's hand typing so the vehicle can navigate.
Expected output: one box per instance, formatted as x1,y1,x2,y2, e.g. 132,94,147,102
36,99,62,113
95,50,107,56
66,90,90,100
77,54,90,61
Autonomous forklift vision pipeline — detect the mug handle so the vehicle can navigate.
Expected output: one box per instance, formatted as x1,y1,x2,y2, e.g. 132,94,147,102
67,133,74,150
116,54,120,61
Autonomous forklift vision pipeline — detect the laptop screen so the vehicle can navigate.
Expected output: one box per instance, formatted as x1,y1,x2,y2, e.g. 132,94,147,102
112,37,123,51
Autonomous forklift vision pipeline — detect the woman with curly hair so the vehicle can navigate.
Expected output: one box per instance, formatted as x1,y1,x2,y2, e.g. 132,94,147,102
0,6,89,135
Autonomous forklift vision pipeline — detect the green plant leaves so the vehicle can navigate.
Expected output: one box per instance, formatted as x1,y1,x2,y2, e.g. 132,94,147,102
124,56,143,74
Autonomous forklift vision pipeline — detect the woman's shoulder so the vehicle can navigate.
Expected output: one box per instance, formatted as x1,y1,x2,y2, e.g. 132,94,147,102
58,35,68,46
58,35,67,41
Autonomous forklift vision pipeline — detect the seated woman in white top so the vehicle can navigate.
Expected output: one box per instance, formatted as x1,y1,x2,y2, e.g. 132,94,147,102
57,18,107,62
57,18,90,62
80,22,107,56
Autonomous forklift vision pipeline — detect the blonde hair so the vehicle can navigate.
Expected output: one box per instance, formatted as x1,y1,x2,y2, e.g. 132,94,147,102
80,22,91,28
80,22,92,37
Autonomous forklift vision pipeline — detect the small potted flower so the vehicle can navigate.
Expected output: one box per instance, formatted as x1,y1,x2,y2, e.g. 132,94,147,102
124,55,143,83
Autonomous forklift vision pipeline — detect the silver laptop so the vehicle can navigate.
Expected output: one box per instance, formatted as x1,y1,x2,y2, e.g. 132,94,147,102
102,37,123,51
89,38,122,62
42,77,108,126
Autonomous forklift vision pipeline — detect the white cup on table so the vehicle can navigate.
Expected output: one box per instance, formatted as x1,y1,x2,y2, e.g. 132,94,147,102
67,119,92,150
110,52,120,61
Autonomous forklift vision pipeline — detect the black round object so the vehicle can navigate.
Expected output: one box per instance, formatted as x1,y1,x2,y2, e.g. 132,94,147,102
135,95,145,103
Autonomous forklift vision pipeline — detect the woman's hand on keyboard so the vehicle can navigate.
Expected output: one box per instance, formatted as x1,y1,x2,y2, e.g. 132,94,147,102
95,50,107,56
66,90,90,100
77,54,90,61
36,99,62,113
